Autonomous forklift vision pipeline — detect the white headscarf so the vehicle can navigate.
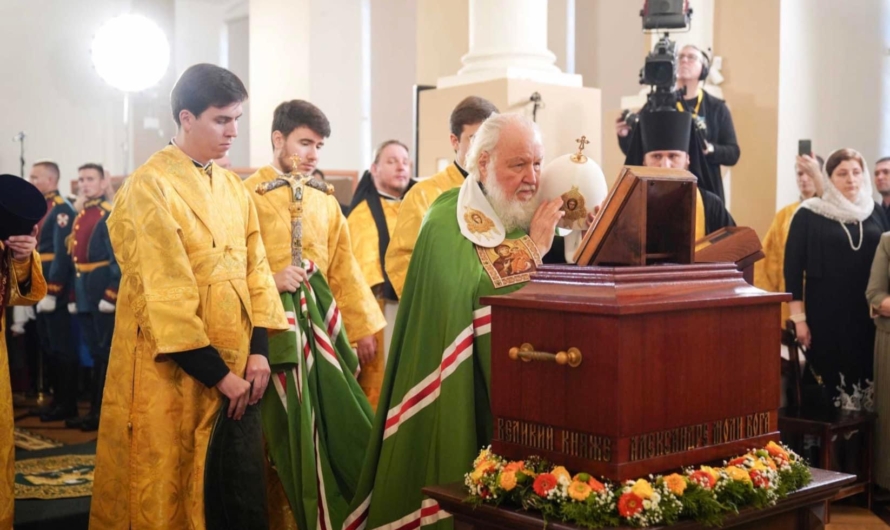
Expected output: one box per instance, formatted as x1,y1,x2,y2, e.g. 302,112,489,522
798,148,875,223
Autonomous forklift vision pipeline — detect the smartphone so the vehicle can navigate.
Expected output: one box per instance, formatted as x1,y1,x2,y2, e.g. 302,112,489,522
798,139,812,157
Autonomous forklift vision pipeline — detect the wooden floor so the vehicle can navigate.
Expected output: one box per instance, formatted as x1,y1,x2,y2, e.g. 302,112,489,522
12,395,98,446
828,506,890,529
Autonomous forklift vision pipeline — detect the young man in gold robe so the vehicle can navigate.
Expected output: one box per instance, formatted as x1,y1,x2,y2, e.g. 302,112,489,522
90,64,288,530
385,96,498,298
0,175,46,530
346,140,413,406
244,100,384,371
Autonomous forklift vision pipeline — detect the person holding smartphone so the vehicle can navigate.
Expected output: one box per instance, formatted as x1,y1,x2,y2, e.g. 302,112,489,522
754,147,823,326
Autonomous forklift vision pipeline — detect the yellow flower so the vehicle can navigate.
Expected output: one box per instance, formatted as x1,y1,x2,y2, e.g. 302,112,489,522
664,473,687,496
474,448,492,467
631,478,654,499
700,466,720,482
568,480,592,501
470,460,496,482
751,459,768,471
552,466,572,483
725,466,752,483
499,471,518,491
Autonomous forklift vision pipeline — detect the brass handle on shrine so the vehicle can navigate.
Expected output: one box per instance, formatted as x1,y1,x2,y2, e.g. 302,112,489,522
508,343,582,368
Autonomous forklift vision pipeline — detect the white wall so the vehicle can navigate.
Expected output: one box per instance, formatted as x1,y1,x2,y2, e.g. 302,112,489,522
574,0,647,181
0,0,129,192
249,0,311,167
0,0,251,191
248,0,369,171
174,0,226,76
226,15,251,168
775,0,888,210
808,0,885,176
309,0,369,171
775,0,818,210
371,0,417,160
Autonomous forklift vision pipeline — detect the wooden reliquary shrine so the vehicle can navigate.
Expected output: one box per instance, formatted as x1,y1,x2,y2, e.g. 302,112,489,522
482,166,788,481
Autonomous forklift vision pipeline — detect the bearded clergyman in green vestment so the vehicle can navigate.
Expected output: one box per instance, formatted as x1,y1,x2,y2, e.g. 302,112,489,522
346,113,566,530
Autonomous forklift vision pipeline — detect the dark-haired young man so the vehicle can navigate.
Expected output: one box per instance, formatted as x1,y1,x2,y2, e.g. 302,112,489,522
244,100,384,364
90,64,288,530
244,99,384,529
385,95,498,297
57,164,119,432
28,160,79,422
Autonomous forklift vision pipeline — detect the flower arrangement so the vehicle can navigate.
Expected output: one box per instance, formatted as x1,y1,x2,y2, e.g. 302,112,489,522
464,441,811,528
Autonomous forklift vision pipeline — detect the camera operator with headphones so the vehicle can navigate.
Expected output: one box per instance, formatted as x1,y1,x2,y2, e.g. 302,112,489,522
616,44,740,203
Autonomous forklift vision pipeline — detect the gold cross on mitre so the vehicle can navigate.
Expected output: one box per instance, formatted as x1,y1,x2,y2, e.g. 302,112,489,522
570,135,589,163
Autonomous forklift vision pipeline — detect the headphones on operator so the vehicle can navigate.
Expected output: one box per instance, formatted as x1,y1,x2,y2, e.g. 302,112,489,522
685,45,712,82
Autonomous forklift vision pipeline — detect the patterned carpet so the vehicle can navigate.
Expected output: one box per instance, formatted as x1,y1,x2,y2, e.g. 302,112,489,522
15,454,94,500
14,427,63,451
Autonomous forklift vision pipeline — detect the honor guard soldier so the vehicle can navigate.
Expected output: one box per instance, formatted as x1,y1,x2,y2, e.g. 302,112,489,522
29,161,79,422
64,163,120,432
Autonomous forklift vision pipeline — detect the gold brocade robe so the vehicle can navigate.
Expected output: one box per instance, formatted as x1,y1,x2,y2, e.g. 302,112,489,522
695,189,706,241
0,248,45,530
385,163,464,298
754,202,799,325
89,146,288,530
346,197,400,408
244,166,385,341
347,198,401,290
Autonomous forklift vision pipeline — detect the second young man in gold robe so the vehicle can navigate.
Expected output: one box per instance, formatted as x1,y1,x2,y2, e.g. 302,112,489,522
385,96,499,297
346,140,413,406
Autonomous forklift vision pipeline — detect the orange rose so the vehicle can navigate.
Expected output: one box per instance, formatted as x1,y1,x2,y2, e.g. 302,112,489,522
588,476,606,493
499,471,518,491
503,461,525,473
766,441,789,459
552,466,571,483
728,456,749,467
664,473,687,496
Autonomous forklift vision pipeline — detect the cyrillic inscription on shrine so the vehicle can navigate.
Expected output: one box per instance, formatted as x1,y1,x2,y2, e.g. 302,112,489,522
495,418,612,462
629,412,772,461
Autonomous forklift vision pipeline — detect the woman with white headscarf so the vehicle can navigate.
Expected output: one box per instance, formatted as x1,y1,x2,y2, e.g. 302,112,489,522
785,148,887,410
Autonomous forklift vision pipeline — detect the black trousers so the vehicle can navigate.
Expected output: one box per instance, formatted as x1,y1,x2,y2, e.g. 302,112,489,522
36,304,78,364
77,311,114,363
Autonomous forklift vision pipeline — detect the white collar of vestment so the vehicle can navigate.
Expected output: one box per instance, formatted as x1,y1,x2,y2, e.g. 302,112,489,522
456,171,506,248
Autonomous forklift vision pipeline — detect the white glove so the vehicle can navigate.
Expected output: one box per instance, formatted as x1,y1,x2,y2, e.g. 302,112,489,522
36,295,57,314
98,300,116,313
68,303,77,314
22,306,36,321
9,322,25,335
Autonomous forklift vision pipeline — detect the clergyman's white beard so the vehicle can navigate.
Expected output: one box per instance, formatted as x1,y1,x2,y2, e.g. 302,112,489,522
484,174,540,233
